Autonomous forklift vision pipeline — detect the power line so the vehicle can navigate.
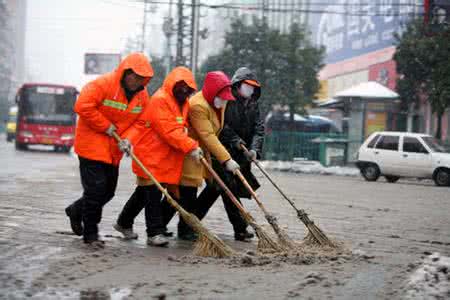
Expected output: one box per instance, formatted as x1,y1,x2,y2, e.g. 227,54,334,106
129,0,422,7
120,1,424,16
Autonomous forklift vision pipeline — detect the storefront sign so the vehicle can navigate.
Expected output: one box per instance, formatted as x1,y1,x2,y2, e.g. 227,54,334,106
309,0,420,64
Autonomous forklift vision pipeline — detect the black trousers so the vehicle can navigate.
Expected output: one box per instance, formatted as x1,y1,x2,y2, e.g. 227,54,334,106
116,185,165,237
66,156,119,241
194,182,248,234
161,186,197,235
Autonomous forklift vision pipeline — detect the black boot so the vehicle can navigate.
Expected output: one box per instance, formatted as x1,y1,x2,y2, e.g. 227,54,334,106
161,227,174,237
178,231,198,241
65,206,83,236
177,225,198,241
234,230,254,242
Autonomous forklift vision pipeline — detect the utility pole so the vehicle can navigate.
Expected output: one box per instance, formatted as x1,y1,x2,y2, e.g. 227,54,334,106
141,0,149,52
175,0,186,66
190,0,198,75
190,0,197,74
162,0,174,74
175,0,194,69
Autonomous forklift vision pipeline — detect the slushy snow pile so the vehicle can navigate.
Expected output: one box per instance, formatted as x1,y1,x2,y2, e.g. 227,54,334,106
260,160,360,177
405,252,450,299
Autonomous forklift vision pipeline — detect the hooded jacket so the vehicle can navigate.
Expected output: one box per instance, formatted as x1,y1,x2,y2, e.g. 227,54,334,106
180,71,233,187
127,66,198,185
221,67,264,158
74,52,153,165
216,67,264,197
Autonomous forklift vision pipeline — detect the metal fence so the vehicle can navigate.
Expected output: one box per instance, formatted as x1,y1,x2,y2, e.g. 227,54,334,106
262,131,351,162
263,131,450,163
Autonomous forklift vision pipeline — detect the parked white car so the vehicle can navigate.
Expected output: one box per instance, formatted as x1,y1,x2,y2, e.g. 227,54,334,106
356,131,450,186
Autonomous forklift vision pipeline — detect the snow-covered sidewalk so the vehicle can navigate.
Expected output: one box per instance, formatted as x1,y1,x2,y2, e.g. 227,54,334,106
260,160,360,177
405,253,450,299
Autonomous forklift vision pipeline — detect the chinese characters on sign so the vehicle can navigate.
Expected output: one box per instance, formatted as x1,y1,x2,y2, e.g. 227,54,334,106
314,0,419,63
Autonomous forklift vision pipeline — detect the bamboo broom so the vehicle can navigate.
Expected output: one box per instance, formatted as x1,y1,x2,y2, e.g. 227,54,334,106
200,157,284,253
240,144,335,248
234,170,296,250
112,132,235,258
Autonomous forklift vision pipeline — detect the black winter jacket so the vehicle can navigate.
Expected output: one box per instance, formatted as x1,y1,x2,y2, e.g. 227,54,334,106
211,67,265,198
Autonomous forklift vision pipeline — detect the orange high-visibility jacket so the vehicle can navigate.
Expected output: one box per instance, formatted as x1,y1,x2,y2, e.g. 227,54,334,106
128,66,198,184
74,52,153,165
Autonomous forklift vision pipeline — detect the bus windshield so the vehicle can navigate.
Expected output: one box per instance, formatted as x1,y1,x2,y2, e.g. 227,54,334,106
20,86,77,125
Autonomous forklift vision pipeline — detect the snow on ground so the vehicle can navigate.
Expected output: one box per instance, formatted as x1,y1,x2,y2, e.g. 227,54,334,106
405,253,450,299
260,160,360,177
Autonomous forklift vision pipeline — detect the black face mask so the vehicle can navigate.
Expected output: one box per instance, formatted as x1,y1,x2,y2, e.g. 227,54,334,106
121,69,144,101
173,81,194,106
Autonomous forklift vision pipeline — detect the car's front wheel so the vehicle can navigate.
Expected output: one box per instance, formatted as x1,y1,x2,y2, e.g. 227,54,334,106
434,168,450,186
385,175,400,183
361,164,380,181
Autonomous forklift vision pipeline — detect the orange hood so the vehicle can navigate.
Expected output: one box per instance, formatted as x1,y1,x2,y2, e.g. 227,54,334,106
162,66,197,97
115,52,154,86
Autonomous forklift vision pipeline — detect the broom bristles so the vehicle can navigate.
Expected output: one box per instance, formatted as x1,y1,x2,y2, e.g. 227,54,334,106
193,234,235,257
266,214,296,250
178,209,235,257
276,228,297,250
297,210,336,248
250,221,286,253
304,224,336,248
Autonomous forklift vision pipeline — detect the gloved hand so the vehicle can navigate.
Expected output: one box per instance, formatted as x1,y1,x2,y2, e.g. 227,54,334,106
234,139,245,150
225,159,240,174
245,149,257,161
118,138,132,156
105,124,116,136
189,147,204,163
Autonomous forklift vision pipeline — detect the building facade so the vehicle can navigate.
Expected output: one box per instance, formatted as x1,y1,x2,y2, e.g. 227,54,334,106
195,0,449,142
311,0,450,141
0,0,26,131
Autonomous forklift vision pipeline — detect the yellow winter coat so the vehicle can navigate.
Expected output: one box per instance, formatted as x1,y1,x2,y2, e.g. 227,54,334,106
180,92,232,187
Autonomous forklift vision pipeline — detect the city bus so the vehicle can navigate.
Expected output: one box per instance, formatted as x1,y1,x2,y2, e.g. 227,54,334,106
14,83,78,152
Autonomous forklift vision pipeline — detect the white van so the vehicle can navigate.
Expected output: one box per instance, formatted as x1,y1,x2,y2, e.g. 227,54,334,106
356,131,450,186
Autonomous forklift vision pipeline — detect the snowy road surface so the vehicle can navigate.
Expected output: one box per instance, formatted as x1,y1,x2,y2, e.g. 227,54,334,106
0,136,449,299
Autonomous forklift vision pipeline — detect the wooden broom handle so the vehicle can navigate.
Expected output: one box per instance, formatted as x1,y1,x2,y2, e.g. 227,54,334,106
240,143,300,212
234,169,269,216
200,157,250,218
112,132,183,212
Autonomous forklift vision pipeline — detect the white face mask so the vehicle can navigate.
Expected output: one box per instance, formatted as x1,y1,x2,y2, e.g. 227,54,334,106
239,83,254,99
213,97,226,109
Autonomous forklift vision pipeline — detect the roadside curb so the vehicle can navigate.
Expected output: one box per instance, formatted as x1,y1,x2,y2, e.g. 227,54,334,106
259,160,360,177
